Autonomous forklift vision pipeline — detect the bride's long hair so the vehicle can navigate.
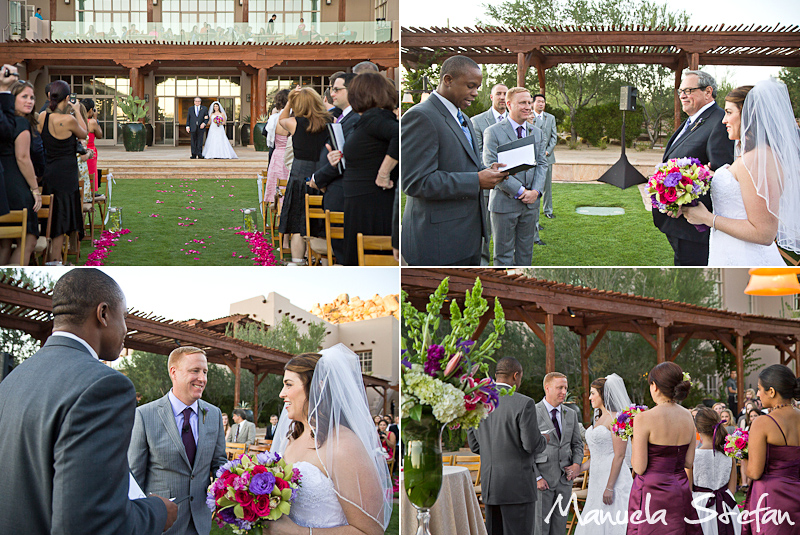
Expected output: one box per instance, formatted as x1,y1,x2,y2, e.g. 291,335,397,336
283,353,327,442
591,377,606,423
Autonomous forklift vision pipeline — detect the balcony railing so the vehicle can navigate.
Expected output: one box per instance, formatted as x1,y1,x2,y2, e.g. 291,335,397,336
49,21,393,44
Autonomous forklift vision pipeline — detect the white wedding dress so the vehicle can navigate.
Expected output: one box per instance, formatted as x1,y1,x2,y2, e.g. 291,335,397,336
574,425,632,535
691,449,741,535
707,165,783,266
288,461,348,528
202,118,238,159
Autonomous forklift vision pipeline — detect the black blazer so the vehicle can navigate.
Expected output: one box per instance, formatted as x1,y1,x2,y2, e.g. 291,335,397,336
0,92,17,213
186,105,209,132
314,110,360,213
652,103,735,243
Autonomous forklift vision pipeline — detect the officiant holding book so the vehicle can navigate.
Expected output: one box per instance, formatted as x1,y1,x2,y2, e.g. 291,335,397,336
483,87,548,266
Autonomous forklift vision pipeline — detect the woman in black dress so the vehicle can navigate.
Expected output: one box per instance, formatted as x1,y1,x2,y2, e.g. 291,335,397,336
277,87,331,265
0,81,42,265
327,73,398,265
36,80,87,265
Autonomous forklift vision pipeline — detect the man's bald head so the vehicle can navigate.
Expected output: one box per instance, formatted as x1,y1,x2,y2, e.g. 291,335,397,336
353,61,379,74
440,55,480,80
52,269,125,327
495,357,523,388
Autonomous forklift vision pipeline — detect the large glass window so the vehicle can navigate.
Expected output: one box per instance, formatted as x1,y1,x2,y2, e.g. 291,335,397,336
250,0,320,28
162,0,235,29
50,74,129,144
75,0,147,33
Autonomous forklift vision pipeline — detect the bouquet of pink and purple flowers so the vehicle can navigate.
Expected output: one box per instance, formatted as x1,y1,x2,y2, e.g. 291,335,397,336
213,115,224,126
647,157,713,231
724,428,749,460
207,451,301,534
611,404,648,441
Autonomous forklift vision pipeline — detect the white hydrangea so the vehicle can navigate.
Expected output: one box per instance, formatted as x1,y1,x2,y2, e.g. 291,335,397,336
403,365,466,424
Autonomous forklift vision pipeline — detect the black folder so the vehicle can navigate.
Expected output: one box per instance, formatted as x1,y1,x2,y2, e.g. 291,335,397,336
496,135,537,175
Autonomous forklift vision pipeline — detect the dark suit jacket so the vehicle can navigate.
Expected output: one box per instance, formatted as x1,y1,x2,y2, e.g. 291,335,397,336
653,103,735,243
186,105,209,132
265,423,279,440
468,387,547,505
401,93,486,266
1,92,17,194
0,336,167,535
315,109,360,212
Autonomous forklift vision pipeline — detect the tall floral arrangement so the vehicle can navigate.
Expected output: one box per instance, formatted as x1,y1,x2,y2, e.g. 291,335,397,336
401,277,506,429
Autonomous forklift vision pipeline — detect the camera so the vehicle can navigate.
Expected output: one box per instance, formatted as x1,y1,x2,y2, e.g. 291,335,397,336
69,93,78,104
2,68,19,79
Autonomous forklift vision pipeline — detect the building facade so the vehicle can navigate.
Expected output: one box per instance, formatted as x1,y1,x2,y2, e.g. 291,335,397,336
2,0,398,146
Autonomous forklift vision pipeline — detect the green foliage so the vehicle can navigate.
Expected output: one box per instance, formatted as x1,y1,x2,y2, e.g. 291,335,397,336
778,67,800,118
117,89,148,122
401,50,445,115
0,269,56,364
573,103,643,147
545,103,566,127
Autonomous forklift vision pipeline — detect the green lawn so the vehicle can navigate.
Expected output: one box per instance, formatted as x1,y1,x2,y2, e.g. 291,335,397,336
79,178,276,266
402,182,675,266
208,503,399,534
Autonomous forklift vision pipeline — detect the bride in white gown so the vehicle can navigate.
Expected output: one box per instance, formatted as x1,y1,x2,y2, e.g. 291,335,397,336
270,344,392,534
683,78,800,265
202,101,238,159
574,374,633,535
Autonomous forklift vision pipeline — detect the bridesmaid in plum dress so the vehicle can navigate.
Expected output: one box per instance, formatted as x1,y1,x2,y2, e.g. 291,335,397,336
743,364,800,535
628,362,701,535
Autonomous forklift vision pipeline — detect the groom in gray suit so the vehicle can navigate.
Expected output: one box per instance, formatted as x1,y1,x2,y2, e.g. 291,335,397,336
0,268,177,535
483,87,548,266
401,55,508,266
534,372,583,535
468,357,548,535
129,346,227,535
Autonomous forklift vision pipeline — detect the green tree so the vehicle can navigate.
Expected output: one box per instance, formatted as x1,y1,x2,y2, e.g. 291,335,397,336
0,269,56,366
778,67,800,117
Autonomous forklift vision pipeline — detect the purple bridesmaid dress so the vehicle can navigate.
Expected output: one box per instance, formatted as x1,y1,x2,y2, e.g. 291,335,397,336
742,415,800,535
626,443,702,535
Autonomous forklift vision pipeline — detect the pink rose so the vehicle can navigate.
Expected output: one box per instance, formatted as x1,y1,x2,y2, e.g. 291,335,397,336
735,437,746,449
275,477,290,491
235,489,253,507
663,187,677,203
242,504,258,522
253,494,271,517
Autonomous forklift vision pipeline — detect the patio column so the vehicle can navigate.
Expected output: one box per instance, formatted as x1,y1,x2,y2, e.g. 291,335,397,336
253,372,258,425
736,334,745,413
657,325,666,363
129,67,140,98
545,312,555,373
674,67,682,130
242,0,249,23
581,334,589,423
257,68,268,120
689,52,700,70
250,75,257,146
795,341,800,376
339,0,346,22
517,52,528,89
234,355,241,408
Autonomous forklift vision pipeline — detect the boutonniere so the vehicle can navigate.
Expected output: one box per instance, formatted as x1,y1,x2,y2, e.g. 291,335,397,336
690,118,705,133
201,407,208,424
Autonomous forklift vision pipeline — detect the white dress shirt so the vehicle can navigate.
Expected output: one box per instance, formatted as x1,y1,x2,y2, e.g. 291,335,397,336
50,331,99,360
492,107,507,123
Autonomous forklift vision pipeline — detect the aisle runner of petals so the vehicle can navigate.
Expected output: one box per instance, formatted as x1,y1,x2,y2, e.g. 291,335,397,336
85,229,132,266
235,231,278,266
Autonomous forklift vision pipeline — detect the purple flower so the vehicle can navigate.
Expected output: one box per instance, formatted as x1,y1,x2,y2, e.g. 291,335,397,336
249,472,276,495
256,451,279,465
206,492,217,511
617,412,630,423
218,507,237,524
456,339,476,355
424,344,446,376
402,357,413,369
664,171,682,188
216,459,241,478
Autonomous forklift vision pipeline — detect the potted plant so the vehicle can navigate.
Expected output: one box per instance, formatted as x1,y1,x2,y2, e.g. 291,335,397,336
144,113,154,146
252,114,270,152
240,115,251,146
116,90,148,152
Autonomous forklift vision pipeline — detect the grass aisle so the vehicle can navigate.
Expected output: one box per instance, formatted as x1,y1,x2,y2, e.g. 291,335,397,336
82,178,270,266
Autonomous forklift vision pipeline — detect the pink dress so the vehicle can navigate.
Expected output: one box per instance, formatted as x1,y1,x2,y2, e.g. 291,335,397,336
86,132,98,191
265,133,289,203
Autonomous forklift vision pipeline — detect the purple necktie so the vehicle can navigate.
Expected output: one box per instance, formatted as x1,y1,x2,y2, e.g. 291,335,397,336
181,407,196,466
551,408,562,441
516,125,524,139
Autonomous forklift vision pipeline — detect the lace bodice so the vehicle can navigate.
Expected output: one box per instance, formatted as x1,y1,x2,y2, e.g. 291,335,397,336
289,461,348,528
692,449,732,491
708,165,783,266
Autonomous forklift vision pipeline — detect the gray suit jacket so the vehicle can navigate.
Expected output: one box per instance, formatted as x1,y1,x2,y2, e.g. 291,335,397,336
0,336,167,535
483,119,548,214
533,402,584,488
128,393,227,535
227,419,256,445
468,387,547,505
401,94,487,266
471,108,502,158
530,112,557,164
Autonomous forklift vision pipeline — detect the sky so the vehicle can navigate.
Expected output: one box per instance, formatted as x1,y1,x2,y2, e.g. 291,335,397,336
17,267,399,322
401,0,800,86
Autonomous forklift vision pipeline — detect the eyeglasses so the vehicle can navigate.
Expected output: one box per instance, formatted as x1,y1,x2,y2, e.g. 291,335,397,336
330,86,346,94
677,87,705,96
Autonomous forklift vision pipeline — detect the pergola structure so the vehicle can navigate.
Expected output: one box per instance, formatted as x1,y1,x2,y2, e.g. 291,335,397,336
0,39,399,138
402,268,800,422
0,276,391,417
401,24,800,128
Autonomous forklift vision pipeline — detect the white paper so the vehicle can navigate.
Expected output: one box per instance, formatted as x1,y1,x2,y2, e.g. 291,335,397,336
129,473,146,500
330,123,346,169
498,144,536,170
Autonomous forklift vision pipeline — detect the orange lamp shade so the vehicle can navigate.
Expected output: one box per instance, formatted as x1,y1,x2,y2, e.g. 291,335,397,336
744,271,800,296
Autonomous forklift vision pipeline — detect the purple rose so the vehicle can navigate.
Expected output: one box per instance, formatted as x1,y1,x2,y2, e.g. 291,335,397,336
218,507,237,524
249,472,276,495
256,451,279,465
664,171,682,188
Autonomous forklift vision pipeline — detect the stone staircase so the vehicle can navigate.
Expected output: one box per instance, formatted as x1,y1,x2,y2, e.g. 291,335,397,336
101,159,268,180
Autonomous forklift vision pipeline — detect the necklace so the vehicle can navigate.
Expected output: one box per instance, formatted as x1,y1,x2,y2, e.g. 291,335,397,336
770,403,795,412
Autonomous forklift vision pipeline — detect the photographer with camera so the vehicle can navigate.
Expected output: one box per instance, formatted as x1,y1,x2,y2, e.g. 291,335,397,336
0,64,22,219
36,79,87,265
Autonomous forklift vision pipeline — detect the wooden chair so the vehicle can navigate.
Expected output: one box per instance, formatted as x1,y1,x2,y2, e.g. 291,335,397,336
387,458,395,477
248,443,269,454
453,454,482,501
225,442,246,460
93,168,108,234
79,179,96,243
356,233,397,266
274,178,290,260
566,455,590,535
303,193,327,265
32,195,53,266
441,454,456,467
779,246,799,266
0,209,28,266
324,210,344,266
